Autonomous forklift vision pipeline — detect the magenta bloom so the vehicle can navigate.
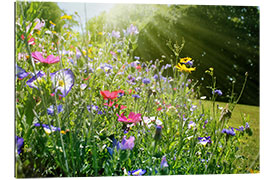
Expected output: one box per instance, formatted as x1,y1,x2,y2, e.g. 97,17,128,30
32,51,60,64
118,136,135,150
116,112,141,124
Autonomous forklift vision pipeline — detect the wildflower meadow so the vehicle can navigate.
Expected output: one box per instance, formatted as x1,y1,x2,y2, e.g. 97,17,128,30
15,2,259,178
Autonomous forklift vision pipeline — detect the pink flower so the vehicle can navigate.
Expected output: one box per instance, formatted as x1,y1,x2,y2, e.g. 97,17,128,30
116,112,141,124
34,19,45,30
31,51,60,64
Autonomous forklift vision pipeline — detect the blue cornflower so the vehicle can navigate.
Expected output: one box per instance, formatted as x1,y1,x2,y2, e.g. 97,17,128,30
16,136,24,155
153,74,159,80
132,94,140,99
16,65,29,79
235,126,244,131
213,89,222,96
47,104,63,116
245,122,250,129
221,128,235,136
203,119,208,128
142,78,151,85
198,136,212,146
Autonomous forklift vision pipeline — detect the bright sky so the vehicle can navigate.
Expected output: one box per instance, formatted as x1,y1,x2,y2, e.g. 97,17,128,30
57,2,115,32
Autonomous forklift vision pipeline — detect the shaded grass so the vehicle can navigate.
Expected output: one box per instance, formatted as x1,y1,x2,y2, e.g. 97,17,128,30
200,100,260,172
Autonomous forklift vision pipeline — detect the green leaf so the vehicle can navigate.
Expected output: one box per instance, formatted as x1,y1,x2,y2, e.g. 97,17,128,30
25,94,35,126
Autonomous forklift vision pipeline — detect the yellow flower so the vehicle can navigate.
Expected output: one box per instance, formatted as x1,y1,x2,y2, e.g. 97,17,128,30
98,32,103,35
180,57,192,64
49,21,56,26
175,63,196,73
60,14,72,20
88,48,92,54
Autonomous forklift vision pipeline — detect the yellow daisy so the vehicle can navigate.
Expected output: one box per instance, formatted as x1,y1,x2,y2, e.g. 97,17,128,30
60,14,72,20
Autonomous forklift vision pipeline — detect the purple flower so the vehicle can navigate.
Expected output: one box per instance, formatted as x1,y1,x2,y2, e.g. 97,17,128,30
182,114,188,121
132,94,140,99
185,61,193,66
190,105,197,112
111,30,120,38
51,69,75,97
221,128,235,136
47,104,63,116
16,65,29,79
245,122,250,129
188,121,196,129
26,71,46,89
80,83,87,90
16,136,24,155
98,63,113,74
97,110,103,115
34,123,61,134
213,89,222,96
34,18,45,30
142,78,151,85
164,64,172,69
160,156,169,168
198,136,212,146
126,24,139,35
153,74,159,80
134,56,140,60
128,169,146,176
76,48,81,59
235,126,244,131
118,136,135,150
199,158,208,163
203,119,208,128
87,105,99,112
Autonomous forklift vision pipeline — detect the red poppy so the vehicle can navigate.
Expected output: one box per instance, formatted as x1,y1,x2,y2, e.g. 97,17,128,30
100,90,124,100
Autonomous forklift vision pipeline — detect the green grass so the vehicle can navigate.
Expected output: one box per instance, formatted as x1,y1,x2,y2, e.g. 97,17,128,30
200,100,260,172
